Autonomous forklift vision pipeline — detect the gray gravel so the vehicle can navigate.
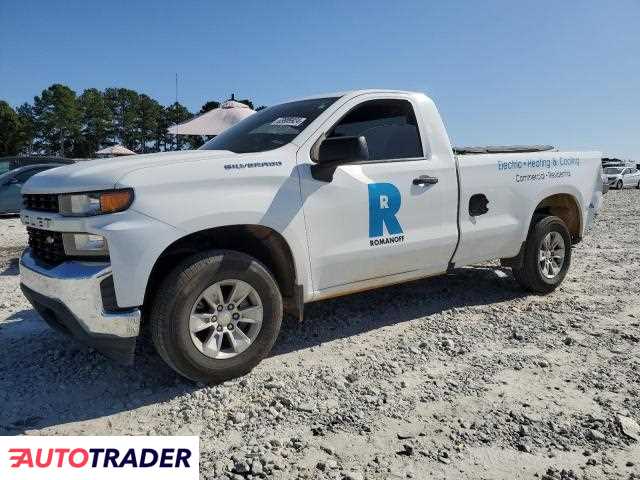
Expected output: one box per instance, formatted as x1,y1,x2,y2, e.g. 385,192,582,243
1,192,639,480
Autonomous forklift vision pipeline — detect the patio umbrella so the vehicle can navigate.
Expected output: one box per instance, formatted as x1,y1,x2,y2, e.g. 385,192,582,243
95,145,137,157
167,100,255,136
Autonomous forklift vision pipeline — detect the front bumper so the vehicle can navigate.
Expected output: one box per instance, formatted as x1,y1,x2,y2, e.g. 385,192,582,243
19,249,141,364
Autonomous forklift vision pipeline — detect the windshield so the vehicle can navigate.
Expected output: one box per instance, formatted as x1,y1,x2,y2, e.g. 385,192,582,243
604,167,623,174
200,97,339,153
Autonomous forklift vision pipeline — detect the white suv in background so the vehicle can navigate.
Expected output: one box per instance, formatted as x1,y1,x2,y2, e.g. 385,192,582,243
604,166,640,190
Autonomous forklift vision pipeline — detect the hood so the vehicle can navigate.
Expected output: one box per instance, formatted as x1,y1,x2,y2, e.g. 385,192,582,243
22,150,237,194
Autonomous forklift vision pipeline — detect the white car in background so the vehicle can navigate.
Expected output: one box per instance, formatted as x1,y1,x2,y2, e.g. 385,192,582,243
604,166,640,190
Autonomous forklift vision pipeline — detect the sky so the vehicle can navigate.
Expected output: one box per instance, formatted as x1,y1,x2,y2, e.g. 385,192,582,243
1,0,638,159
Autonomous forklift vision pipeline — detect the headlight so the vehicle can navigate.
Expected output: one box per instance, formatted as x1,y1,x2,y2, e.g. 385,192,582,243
62,233,109,257
58,189,134,216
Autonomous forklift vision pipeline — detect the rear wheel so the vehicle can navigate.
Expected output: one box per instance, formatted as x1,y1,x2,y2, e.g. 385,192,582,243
636,181,640,190
150,250,283,383
512,216,571,294
616,180,623,189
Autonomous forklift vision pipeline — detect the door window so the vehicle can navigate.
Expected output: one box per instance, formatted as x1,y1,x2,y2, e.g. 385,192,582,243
329,99,423,161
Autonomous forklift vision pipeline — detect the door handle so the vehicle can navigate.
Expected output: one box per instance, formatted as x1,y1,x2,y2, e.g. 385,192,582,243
412,175,438,186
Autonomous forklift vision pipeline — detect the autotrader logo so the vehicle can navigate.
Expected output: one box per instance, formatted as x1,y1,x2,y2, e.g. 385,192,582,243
1,436,199,480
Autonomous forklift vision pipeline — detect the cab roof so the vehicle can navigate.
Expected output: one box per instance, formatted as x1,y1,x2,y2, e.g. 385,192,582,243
289,89,428,102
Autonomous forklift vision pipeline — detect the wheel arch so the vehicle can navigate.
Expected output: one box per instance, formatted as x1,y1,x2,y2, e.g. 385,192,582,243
503,192,583,270
143,224,302,322
532,193,582,244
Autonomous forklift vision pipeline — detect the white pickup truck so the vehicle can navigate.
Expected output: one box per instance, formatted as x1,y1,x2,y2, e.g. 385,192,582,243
19,90,605,382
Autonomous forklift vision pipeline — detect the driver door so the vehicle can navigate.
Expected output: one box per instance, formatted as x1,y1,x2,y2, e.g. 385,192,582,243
296,94,459,294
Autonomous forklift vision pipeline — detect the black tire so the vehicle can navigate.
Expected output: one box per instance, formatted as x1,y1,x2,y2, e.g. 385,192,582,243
511,216,572,294
636,181,640,190
616,180,623,190
150,250,283,383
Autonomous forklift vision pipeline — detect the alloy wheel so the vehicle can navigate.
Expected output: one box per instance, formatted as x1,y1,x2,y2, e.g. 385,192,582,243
189,279,263,359
538,231,566,280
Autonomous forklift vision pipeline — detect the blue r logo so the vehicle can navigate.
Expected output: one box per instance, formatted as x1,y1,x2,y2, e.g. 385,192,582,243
368,183,403,238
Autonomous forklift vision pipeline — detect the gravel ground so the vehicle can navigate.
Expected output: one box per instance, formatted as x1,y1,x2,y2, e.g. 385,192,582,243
1,191,639,480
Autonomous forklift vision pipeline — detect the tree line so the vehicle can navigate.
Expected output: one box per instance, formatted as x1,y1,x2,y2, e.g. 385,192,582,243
0,84,263,158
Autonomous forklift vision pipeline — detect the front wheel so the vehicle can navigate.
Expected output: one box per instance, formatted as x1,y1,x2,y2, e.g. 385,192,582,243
636,181,640,190
511,216,572,294
150,250,283,383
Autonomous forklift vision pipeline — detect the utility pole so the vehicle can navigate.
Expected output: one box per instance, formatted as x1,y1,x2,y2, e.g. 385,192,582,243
175,73,180,150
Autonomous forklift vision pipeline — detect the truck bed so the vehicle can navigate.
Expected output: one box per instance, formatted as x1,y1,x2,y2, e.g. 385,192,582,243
451,150,603,268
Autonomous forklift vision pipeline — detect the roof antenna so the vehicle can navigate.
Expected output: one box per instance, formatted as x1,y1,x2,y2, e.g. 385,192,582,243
231,93,235,101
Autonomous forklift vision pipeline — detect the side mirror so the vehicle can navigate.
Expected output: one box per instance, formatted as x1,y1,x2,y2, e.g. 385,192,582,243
7,178,20,186
311,136,369,182
316,136,369,165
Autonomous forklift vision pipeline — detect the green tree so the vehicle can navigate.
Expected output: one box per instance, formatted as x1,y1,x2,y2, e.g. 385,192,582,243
0,101,25,156
31,84,82,156
198,101,220,114
163,102,193,151
104,88,141,150
77,88,113,157
16,103,36,154
135,94,163,153
0,100,24,156
4,85,263,156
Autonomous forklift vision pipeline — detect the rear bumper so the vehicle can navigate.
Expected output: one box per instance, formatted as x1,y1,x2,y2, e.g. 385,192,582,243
19,249,141,364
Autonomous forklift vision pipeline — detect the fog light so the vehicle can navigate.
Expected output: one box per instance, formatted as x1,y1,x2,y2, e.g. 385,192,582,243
62,233,109,257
